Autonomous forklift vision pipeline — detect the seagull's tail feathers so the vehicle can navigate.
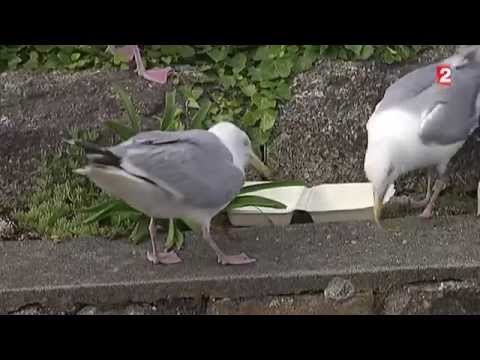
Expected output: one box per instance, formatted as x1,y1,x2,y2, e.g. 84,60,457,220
67,139,121,167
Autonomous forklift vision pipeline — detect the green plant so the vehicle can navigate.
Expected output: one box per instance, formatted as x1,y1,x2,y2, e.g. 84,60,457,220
1,45,428,148
11,45,427,244
14,129,135,241
75,86,304,249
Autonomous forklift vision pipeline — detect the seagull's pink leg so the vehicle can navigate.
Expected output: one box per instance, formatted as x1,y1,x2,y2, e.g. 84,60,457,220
202,223,256,266
146,218,182,265
132,45,172,84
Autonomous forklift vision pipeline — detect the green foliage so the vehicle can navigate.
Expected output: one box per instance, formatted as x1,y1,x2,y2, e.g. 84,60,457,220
14,129,134,241
0,45,428,147
0,45,123,72
9,44,426,245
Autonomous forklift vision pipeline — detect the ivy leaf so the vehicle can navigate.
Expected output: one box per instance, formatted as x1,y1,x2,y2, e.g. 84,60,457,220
158,45,195,58
345,45,363,56
228,52,247,73
8,56,22,69
252,93,276,110
206,47,229,63
187,98,200,109
286,45,299,55
382,51,396,64
274,58,293,78
273,82,291,101
386,46,398,55
161,56,172,64
259,80,277,89
248,66,263,82
34,45,55,53
359,45,374,60
57,51,71,65
396,45,411,59
324,46,340,58
43,57,60,70
242,110,261,127
338,48,349,60
219,74,236,90
24,51,39,69
294,52,315,73
241,84,257,97
260,109,277,132
253,45,283,61
258,60,278,80
192,86,203,100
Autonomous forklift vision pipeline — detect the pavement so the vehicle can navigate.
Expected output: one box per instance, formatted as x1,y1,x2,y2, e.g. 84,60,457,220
2,215,480,313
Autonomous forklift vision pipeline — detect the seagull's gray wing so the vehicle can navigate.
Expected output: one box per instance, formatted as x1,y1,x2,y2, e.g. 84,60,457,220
414,63,480,145
110,130,244,210
375,47,480,115
375,64,438,113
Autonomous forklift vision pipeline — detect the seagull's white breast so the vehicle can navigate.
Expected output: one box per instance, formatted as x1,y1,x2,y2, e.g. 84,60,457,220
367,108,464,173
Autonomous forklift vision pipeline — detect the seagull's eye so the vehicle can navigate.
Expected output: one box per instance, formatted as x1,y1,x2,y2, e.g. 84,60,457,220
243,139,250,147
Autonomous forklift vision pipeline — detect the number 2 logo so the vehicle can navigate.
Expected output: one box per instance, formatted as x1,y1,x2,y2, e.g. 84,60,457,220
436,64,452,86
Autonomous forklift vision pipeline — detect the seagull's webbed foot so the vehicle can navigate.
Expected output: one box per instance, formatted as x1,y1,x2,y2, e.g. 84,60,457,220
142,68,172,84
405,170,432,209
418,178,447,220
418,210,433,219
409,197,431,209
147,250,182,265
202,223,256,266
217,253,256,265
131,45,172,84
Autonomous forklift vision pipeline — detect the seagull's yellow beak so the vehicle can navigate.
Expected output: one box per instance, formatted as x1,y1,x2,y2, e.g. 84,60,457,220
249,150,272,179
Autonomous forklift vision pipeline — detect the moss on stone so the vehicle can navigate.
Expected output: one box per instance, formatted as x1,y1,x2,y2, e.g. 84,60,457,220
14,129,135,241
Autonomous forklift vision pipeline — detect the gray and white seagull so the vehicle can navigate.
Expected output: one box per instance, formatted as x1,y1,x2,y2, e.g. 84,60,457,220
364,45,480,224
74,122,271,265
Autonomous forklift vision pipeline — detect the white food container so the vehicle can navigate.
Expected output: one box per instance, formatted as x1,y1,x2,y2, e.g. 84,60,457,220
227,182,381,227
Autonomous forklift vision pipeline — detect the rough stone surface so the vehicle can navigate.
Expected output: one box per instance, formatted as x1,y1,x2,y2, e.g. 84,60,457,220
74,298,205,315
0,69,170,209
206,292,373,315
3,215,480,313
270,45,480,195
324,277,355,302
0,216,16,240
382,280,480,315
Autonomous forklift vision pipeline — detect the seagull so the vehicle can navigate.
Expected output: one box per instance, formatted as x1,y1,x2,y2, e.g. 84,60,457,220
74,122,271,265
364,45,480,225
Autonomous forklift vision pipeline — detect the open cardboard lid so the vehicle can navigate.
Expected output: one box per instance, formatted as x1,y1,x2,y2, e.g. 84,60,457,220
298,183,375,212
231,182,376,215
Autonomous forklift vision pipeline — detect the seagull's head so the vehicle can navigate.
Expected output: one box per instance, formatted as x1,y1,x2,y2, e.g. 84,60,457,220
364,140,397,226
209,121,272,179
